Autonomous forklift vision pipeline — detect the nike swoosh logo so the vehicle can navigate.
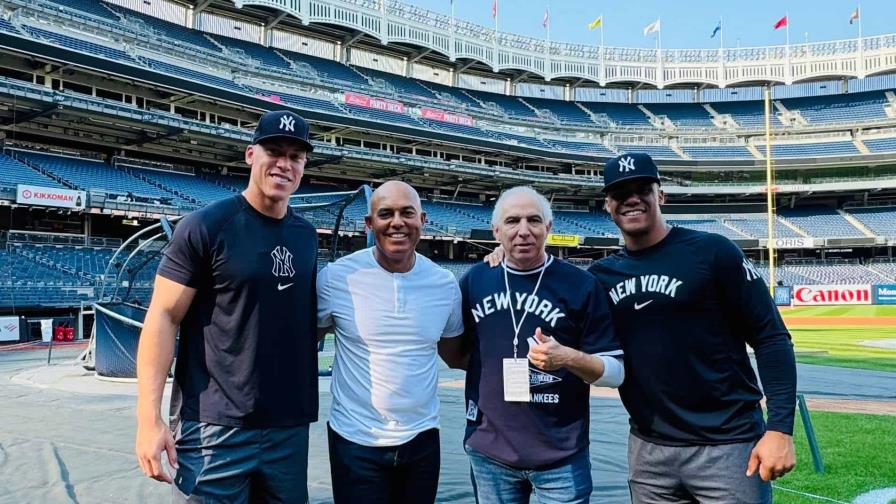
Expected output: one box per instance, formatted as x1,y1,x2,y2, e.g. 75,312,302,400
277,283,294,291
634,300,653,310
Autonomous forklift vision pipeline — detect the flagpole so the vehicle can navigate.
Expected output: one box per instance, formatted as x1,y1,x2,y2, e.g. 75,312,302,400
599,14,605,85
719,18,724,51
764,85,776,297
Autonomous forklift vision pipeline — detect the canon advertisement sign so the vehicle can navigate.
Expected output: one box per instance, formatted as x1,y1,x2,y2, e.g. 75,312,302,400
792,284,872,306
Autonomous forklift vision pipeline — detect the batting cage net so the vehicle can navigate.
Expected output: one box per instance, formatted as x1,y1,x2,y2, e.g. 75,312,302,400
81,185,372,380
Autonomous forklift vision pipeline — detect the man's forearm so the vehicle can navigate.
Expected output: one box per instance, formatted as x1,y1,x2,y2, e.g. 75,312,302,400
561,349,604,384
136,317,177,423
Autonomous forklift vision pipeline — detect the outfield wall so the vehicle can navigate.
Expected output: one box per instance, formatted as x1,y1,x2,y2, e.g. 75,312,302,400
776,284,896,306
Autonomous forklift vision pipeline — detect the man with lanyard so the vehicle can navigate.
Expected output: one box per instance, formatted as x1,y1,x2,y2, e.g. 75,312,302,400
589,153,796,502
447,186,623,504
317,181,464,504
135,110,319,502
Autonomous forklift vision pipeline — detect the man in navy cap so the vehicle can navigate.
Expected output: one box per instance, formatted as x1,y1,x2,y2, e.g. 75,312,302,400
136,110,319,502
487,153,797,503
596,153,796,503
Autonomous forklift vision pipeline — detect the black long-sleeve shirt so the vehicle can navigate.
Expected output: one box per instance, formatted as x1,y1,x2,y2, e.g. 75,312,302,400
588,227,796,445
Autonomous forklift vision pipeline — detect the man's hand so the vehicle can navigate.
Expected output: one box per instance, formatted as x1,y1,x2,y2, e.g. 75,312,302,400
527,328,571,371
135,418,177,484
484,246,504,267
746,430,796,481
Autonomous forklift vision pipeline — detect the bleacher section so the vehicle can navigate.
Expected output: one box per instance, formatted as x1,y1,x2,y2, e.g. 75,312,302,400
680,145,755,160
782,92,889,124
129,168,237,205
523,97,593,125
863,137,896,154
13,151,188,205
21,24,137,65
461,89,540,120
352,67,436,101
45,0,120,22
769,141,859,158
780,206,866,237
614,145,680,159
868,261,896,281
645,103,715,129
105,3,223,53
209,35,293,71
709,101,768,129
0,153,66,189
726,217,803,239
277,49,371,88
579,102,652,128
784,261,888,284
847,207,896,237
668,219,745,240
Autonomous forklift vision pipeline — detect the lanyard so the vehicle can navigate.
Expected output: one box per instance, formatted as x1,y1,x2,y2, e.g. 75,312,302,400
502,255,550,359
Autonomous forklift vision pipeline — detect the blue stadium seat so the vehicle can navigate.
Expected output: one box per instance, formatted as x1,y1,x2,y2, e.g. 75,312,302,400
21,25,137,64
779,206,865,238
0,153,67,189
680,145,755,160
644,103,715,129
846,207,896,237
782,92,888,124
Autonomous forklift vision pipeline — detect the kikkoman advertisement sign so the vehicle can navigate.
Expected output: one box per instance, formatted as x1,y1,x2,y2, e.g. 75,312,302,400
16,184,86,210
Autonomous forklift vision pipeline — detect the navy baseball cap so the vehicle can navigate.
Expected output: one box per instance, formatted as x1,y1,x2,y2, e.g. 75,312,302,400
601,152,661,193
251,110,314,153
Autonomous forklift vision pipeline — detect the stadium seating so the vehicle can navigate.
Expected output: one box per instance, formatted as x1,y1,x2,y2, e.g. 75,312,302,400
613,145,681,159
0,153,67,189
680,145,755,160
542,139,617,157
709,101,769,129
780,206,866,237
667,220,746,240
461,89,541,120
21,25,137,65
726,217,804,239
13,151,187,205
862,137,896,154
138,57,247,94
352,67,436,101
867,261,896,281
645,103,715,129
423,201,491,237
104,3,223,54
209,35,293,71
782,92,889,124
784,261,887,284
578,102,652,128
846,207,896,237
553,211,619,237
769,141,859,158
277,49,372,88
523,97,594,125
44,0,120,23
129,168,237,205
343,104,425,128
419,81,484,110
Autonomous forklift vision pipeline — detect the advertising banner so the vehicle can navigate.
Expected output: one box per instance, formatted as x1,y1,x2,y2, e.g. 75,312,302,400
0,316,20,342
773,286,792,306
792,284,872,306
546,234,581,247
873,284,896,305
420,107,475,126
344,92,405,113
17,184,86,210
771,237,813,249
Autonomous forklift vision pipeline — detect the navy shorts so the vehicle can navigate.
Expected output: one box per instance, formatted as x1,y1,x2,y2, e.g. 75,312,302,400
172,420,310,503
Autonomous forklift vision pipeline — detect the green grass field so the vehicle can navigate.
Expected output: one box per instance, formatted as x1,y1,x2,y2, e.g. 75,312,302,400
774,411,896,504
780,305,896,372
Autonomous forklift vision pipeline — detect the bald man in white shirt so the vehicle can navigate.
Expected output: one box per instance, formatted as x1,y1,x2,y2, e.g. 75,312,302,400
317,181,464,504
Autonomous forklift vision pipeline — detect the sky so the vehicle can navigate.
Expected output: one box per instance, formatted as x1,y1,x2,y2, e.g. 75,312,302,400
407,0,889,50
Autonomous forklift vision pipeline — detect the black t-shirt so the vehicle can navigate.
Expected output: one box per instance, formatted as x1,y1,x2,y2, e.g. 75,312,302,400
460,256,620,468
157,195,319,428
588,227,796,445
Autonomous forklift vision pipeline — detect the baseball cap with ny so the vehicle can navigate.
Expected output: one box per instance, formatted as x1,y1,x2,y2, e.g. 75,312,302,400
601,152,660,194
252,110,314,153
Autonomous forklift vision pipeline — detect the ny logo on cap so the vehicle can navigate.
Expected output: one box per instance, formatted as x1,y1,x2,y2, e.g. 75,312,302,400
279,115,295,132
619,156,636,173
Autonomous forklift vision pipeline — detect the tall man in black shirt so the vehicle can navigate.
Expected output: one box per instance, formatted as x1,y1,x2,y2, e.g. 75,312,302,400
135,110,319,503
487,154,797,503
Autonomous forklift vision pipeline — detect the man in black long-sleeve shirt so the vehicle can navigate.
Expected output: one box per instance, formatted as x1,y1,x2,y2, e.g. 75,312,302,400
589,153,796,503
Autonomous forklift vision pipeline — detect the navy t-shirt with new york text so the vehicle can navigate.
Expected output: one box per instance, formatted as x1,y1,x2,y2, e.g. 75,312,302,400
157,195,319,429
460,256,621,469
588,227,796,446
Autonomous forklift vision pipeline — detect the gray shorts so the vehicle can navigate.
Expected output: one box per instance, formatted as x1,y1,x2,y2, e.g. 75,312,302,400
172,420,310,503
628,434,772,504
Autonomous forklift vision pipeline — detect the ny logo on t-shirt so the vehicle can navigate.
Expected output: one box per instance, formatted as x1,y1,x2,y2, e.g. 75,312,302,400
271,246,296,278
